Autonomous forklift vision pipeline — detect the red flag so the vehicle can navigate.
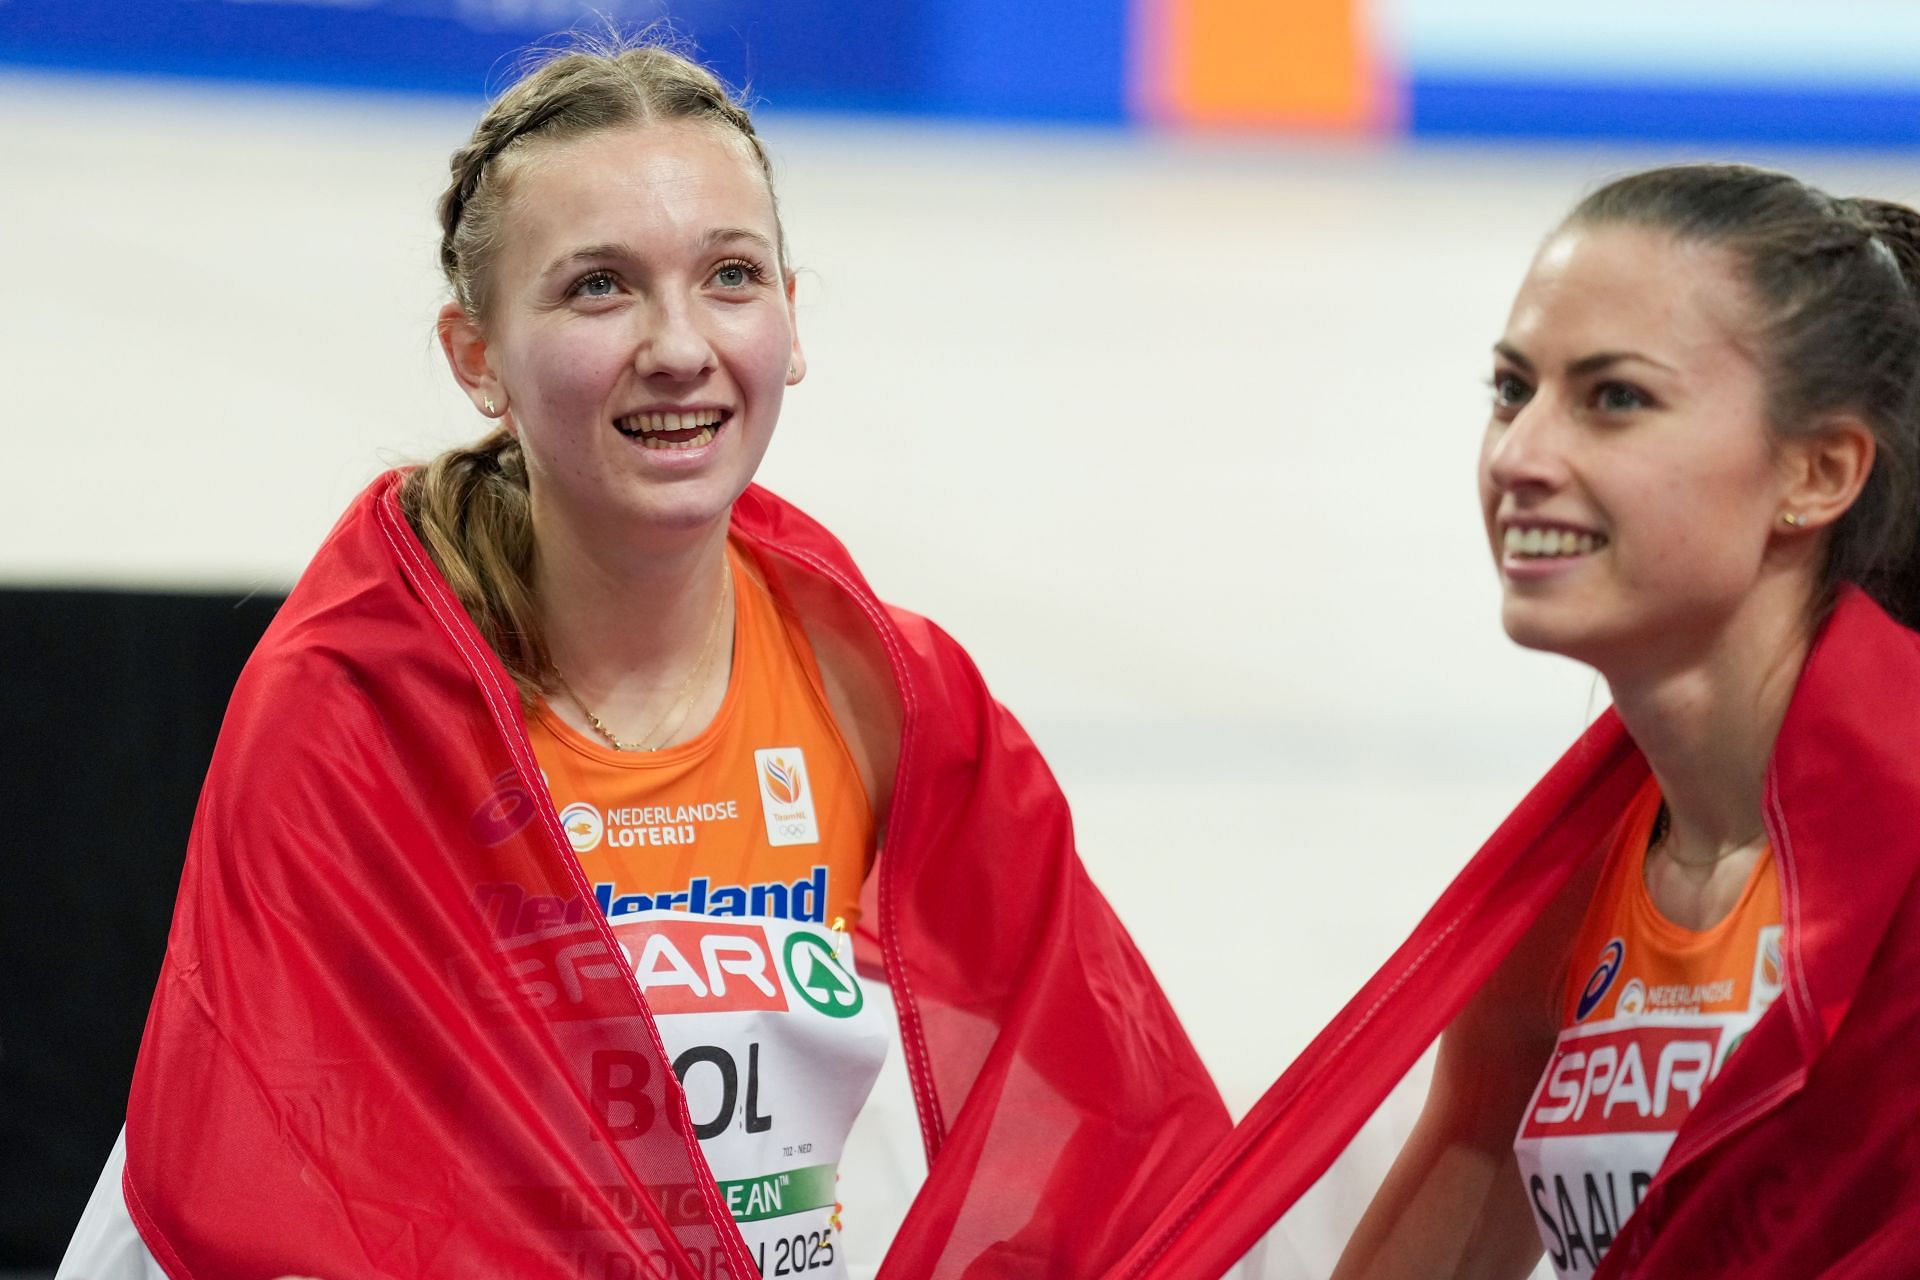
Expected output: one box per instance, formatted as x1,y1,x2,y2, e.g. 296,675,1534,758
124,473,1228,1279
1115,587,1920,1279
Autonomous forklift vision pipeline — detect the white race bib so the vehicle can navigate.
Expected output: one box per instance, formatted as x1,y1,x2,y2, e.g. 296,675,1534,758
1513,996,1773,1276
611,909,888,1279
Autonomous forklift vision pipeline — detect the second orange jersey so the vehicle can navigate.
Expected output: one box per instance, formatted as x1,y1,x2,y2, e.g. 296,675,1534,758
1515,777,1784,1277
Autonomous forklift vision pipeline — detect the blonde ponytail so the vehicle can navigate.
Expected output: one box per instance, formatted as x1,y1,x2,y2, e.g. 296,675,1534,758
398,430,547,702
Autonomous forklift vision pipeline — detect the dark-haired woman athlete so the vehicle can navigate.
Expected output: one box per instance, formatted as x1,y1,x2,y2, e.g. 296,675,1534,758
1334,165,1920,1279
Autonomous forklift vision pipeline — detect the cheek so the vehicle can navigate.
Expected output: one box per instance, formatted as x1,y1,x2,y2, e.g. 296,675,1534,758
1671,440,1781,541
1626,469,1774,590
719,308,796,381
512,330,627,412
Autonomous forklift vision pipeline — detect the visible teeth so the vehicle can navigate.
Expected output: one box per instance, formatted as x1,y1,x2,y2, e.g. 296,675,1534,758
637,426,715,451
1505,526,1605,559
622,408,724,434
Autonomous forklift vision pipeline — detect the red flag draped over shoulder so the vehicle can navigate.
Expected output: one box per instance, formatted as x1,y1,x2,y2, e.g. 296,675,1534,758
124,474,1228,1279
1114,588,1920,1280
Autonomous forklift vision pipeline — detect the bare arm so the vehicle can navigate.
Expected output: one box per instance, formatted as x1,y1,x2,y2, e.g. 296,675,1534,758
1330,1007,1549,1280
1332,865,1593,1280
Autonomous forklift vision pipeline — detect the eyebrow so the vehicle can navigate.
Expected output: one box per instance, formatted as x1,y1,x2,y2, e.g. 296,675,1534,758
1493,343,1678,377
703,226,778,256
540,228,778,280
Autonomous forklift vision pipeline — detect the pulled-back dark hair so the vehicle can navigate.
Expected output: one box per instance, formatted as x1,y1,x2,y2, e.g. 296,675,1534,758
1569,164,1920,627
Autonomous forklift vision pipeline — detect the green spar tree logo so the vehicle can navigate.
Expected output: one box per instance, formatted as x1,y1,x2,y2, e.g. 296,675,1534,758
784,932,863,1018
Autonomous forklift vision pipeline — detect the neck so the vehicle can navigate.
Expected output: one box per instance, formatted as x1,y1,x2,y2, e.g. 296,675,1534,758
532,497,735,741
1603,581,1813,862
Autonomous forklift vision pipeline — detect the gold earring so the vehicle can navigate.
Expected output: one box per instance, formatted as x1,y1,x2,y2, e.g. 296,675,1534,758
484,396,498,416
1780,512,1804,528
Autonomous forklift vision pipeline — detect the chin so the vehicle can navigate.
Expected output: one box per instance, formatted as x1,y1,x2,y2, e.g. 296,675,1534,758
630,497,737,536
1499,599,1603,663
620,474,750,526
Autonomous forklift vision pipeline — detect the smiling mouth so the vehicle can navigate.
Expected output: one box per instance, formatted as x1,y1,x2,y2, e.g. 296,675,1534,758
614,407,730,451
1504,526,1608,559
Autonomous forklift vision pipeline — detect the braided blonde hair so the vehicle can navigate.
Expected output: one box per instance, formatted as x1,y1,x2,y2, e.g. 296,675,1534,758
401,35,784,701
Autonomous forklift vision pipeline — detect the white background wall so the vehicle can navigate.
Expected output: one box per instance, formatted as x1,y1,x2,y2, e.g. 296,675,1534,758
10,74,1919,1259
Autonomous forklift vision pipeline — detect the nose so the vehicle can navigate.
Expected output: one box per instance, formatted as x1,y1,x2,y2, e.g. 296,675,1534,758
1483,397,1569,498
634,293,717,383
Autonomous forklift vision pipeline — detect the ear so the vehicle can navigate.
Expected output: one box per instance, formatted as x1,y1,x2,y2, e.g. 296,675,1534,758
1777,415,1876,533
783,271,807,387
437,302,510,423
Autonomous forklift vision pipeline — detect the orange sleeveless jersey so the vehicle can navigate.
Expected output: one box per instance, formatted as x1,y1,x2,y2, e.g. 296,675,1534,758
1559,779,1783,1029
1514,777,1785,1277
526,544,873,931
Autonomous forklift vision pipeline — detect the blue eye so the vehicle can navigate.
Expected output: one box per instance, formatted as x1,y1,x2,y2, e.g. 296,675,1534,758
713,259,764,289
573,271,618,298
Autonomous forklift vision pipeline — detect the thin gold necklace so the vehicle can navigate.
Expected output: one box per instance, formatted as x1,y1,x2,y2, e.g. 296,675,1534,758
554,562,732,752
1646,802,1766,871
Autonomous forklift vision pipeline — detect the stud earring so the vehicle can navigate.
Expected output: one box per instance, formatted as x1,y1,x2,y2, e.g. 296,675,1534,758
484,396,498,416
1780,512,1804,528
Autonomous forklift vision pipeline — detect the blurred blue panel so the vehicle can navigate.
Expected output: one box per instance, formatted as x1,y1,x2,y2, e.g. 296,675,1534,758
0,0,554,94
1411,77,1920,148
922,0,1126,122
0,0,1126,119
657,0,921,113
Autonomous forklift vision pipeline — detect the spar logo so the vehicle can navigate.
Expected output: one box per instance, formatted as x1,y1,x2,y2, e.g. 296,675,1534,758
754,747,819,847
558,801,604,853
1520,1023,1724,1139
609,917,788,1015
604,917,863,1018
1575,938,1626,1022
783,932,863,1018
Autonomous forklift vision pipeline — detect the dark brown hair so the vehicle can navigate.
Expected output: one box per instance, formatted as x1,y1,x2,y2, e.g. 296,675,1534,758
1569,163,1920,626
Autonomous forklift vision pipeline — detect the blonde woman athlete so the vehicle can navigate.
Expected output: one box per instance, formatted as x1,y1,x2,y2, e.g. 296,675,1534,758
60,37,1225,1280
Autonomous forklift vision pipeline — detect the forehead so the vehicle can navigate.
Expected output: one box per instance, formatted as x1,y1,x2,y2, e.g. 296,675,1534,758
1506,224,1755,366
495,120,777,267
